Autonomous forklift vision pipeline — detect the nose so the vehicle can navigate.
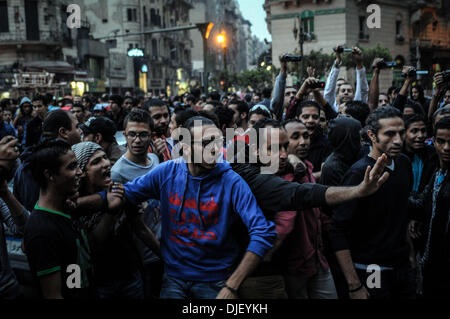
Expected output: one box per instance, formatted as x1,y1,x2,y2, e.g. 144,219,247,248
393,132,404,145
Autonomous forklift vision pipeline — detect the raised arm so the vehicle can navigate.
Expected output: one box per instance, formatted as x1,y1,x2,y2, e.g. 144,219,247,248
428,72,446,120
353,47,369,103
368,58,383,111
392,66,416,111
271,55,288,120
324,45,342,109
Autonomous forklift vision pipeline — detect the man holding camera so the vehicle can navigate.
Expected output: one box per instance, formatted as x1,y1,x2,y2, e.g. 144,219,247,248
324,46,369,112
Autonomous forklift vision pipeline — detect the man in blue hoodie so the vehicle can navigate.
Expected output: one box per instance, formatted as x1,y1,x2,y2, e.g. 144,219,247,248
116,116,276,299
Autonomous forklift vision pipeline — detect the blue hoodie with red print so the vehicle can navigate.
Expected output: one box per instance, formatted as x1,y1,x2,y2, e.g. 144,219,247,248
123,157,276,282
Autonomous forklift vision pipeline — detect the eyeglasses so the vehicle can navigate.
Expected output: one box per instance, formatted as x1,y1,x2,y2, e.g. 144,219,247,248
125,132,151,141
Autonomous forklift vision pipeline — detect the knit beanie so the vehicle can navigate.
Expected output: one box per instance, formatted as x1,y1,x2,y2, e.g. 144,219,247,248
71,142,103,171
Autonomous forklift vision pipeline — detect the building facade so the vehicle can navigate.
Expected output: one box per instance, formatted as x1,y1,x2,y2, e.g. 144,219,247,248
264,0,449,92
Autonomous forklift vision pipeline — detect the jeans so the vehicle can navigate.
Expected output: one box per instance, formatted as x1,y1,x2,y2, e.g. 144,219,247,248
160,274,225,299
284,268,338,299
97,271,145,299
355,263,416,299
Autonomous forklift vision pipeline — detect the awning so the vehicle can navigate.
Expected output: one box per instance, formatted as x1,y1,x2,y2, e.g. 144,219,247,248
22,61,75,74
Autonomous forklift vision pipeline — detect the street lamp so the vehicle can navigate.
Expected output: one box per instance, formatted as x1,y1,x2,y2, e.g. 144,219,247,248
217,32,227,71
107,29,120,95
196,22,214,94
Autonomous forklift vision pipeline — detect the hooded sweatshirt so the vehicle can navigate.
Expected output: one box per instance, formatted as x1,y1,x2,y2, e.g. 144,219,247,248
320,116,362,187
124,157,276,282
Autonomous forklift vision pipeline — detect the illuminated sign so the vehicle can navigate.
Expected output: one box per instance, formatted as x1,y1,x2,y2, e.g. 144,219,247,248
141,64,148,73
128,48,144,57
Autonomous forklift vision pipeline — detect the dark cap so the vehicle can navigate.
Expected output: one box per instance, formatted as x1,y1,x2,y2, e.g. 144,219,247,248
80,116,117,142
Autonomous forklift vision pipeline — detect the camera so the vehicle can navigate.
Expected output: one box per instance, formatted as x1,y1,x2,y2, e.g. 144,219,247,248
402,67,429,78
333,46,353,54
375,59,399,69
280,54,302,62
442,70,450,83
310,81,326,89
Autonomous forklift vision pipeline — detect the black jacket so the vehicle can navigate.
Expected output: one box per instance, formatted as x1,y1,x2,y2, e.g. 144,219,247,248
307,127,332,173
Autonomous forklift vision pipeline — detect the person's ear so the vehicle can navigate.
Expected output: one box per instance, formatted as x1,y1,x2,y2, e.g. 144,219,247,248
180,142,191,159
241,112,247,121
58,127,68,141
367,129,377,144
44,169,53,182
94,133,102,144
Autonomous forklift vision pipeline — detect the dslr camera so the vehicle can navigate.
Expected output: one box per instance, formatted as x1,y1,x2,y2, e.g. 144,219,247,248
280,54,302,63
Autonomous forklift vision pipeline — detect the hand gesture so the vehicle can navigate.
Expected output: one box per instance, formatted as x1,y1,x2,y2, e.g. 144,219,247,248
434,72,445,92
371,58,384,71
334,45,342,65
0,136,20,171
153,138,166,157
279,54,288,75
357,153,390,197
352,47,363,68
307,66,315,78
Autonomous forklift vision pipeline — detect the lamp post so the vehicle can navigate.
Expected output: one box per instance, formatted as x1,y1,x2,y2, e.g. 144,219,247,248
217,32,227,71
107,29,120,95
196,22,214,94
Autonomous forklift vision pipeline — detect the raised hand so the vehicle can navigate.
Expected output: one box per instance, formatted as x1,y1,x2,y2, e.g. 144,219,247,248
358,153,390,197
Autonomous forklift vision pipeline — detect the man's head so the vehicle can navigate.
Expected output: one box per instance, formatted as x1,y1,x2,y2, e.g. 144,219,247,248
73,95,82,104
403,114,427,153
213,105,235,137
253,118,288,173
432,107,450,129
248,104,271,128
80,116,117,150
433,116,450,168
411,85,423,101
32,95,48,119
123,109,154,158
319,108,327,131
30,139,81,196
108,95,124,114
328,116,362,160
228,100,249,129
378,93,389,107
284,86,297,107
403,102,425,116
123,96,135,112
182,116,223,172
295,100,320,134
145,98,170,137
283,119,310,160
343,100,370,126
207,91,221,102
262,87,272,100
337,82,354,105
71,103,86,123
42,110,81,145
19,97,33,116
387,86,398,105
366,106,405,159
251,93,261,104
72,142,111,192
336,78,346,93
3,109,12,123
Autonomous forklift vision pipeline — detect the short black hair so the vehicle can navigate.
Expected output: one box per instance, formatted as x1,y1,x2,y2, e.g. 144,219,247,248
248,104,271,119
432,107,450,126
204,100,222,109
42,110,73,140
403,114,426,130
365,106,402,136
29,139,73,190
387,86,398,96
403,102,425,116
109,94,123,107
253,118,284,146
185,95,196,103
183,116,217,132
434,116,450,136
144,98,168,112
262,87,272,99
32,94,45,104
214,105,235,130
295,100,320,118
197,110,220,128
345,100,371,126
175,108,199,128
230,100,249,117
124,109,154,132
208,91,221,101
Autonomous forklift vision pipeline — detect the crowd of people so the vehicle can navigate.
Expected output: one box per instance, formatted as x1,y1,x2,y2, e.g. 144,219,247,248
0,47,449,300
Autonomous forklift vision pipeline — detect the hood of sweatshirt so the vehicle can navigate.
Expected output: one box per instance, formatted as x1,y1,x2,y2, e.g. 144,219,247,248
327,116,362,164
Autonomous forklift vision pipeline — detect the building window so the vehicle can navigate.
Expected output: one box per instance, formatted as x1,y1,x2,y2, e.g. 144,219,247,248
152,39,158,57
143,6,147,26
127,8,137,22
0,1,9,32
359,16,369,40
301,10,314,36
